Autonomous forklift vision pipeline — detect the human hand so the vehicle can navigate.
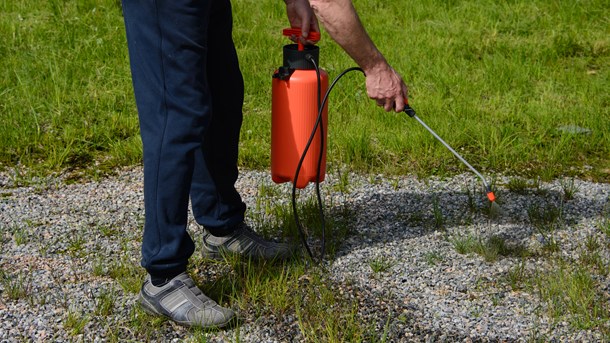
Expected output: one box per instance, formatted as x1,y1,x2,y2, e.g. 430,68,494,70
284,0,320,45
365,63,409,112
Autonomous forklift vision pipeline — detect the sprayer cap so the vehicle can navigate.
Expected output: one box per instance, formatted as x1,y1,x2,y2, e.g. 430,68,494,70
283,28,321,51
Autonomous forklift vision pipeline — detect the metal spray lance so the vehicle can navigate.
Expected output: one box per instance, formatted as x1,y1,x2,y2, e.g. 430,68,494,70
403,102,502,215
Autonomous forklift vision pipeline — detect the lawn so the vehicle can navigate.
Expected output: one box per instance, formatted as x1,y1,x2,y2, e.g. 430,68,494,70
0,0,608,182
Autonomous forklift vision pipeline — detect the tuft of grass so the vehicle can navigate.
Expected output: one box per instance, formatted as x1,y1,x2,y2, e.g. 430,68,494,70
452,234,529,262
92,257,106,276
121,305,168,341
527,202,563,253
580,235,608,276
560,178,579,201
190,257,379,342
424,251,443,266
332,167,352,194
98,225,118,238
369,257,394,274
294,272,367,342
506,177,531,195
598,202,610,238
251,190,353,258
66,232,87,258
12,226,29,246
506,261,527,291
431,195,445,230
64,308,89,336
94,288,116,316
107,256,143,294
1,270,32,300
530,263,610,331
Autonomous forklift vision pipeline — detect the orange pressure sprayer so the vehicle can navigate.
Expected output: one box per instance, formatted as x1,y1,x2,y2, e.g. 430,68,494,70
271,28,329,188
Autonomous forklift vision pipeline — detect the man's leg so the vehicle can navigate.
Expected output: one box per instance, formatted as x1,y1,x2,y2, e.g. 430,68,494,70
122,0,236,328
122,0,212,279
189,0,296,260
190,0,246,233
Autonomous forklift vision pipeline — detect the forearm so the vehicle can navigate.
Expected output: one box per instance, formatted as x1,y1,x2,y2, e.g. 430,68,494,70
309,0,387,74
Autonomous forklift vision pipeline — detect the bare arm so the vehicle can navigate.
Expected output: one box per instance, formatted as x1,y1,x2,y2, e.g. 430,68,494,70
285,0,408,112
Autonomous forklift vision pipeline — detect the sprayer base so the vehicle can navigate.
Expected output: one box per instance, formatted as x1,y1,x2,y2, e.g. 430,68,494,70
272,174,325,189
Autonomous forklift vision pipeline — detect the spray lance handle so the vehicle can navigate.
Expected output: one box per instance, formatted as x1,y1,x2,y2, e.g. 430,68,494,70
403,99,417,118
283,28,321,51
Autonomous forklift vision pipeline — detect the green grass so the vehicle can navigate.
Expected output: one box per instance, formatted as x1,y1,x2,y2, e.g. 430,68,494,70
451,234,529,262
65,308,90,336
531,262,609,331
1,0,608,181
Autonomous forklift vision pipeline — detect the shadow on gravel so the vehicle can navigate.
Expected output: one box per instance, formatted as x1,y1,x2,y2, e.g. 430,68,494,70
331,186,608,257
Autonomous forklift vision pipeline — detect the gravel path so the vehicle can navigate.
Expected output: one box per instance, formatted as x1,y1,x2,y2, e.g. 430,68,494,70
1,168,609,342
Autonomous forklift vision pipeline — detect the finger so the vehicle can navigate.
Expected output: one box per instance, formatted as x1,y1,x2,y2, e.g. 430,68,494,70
383,99,394,112
309,15,320,33
301,19,311,40
393,96,406,113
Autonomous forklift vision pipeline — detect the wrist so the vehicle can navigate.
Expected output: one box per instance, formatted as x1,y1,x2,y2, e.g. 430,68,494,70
361,53,390,75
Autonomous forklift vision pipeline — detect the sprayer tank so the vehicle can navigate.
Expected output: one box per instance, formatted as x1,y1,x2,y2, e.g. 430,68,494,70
271,44,329,188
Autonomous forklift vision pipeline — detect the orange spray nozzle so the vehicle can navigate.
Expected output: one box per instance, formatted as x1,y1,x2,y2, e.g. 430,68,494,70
487,192,496,203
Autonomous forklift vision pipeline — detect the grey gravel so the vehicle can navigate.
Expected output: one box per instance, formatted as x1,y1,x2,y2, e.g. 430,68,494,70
0,168,609,342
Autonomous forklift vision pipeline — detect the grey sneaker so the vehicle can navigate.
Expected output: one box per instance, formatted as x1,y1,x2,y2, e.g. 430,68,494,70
202,222,296,261
139,272,235,328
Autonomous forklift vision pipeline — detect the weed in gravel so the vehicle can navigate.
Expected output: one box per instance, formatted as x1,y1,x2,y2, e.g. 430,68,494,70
65,308,89,336
125,305,168,341
390,177,400,191
191,256,375,341
580,235,608,276
424,251,443,266
599,203,610,238
92,257,106,277
451,235,529,262
1,270,31,300
580,249,608,277
506,261,527,291
532,177,549,196
506,177,531,195
369,257,394,274
530,262,609,331
98,225,118,238
295,272,366,342
481,236,507,262
431,195,445,231
257,181,281,198
189,328,212,343
66,232,87,258
262,193,352,257
332,167,352,195
94,287,117,316
560,177,579,201
527,202,563,253
465,184,478,214
108,256,144,294
368,174,382,186
452,235,479,255
12,226,29,246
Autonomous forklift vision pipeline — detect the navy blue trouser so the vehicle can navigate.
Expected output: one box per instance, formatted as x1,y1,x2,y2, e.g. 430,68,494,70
122,0,246,277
